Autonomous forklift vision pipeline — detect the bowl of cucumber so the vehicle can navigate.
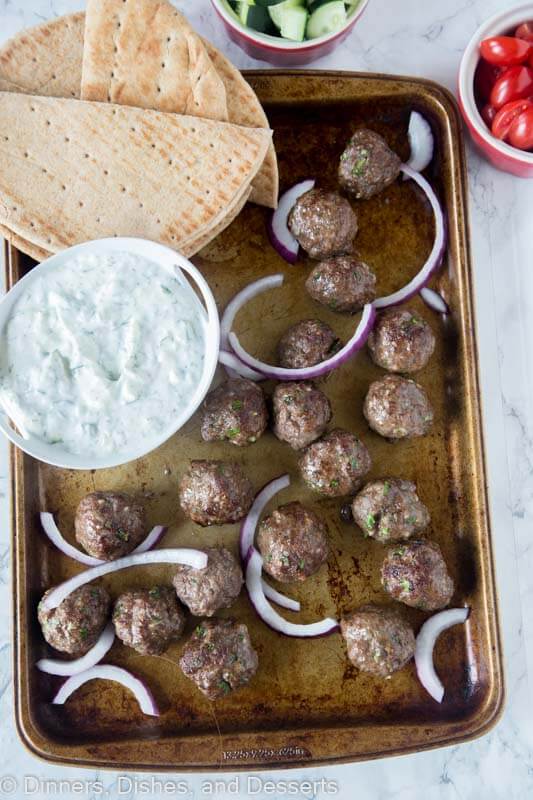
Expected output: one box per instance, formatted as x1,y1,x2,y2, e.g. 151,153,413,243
211,0,369,65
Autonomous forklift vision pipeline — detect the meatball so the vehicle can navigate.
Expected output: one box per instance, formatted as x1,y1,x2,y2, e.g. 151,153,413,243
339,129,401,200
305,256,376,313
201,378,268,447
340,605,415,678
367,308,435,373
179,618,258,700
298,428,372,497
38,585,110,656
351,478,430,543
173,547,243,616
75,491,146,561
363,375,434,439
288,189,358,260
112,586,186,655
277,319,339,370
257,501,328,583
272,381,332,450
381,540,454,611
179,460,254,526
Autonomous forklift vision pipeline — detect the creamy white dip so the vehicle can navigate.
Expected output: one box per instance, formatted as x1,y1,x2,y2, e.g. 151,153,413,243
0,251,206,457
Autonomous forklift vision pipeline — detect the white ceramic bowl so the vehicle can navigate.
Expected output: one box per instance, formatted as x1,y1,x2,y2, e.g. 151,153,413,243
458,3,533,177
0,238,220,470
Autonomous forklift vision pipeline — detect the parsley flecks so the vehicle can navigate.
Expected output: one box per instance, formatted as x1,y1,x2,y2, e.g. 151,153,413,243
366,513,375,529
231,399,243,411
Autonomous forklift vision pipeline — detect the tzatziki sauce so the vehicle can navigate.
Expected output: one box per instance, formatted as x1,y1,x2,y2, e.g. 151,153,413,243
0,251,206,457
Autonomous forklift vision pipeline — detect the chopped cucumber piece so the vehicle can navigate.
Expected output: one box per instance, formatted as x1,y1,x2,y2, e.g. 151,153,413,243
275,7,308,41
268,0,305,30
306,1,347,39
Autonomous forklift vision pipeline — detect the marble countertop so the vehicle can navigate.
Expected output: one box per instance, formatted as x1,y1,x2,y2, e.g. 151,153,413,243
1,0,532,798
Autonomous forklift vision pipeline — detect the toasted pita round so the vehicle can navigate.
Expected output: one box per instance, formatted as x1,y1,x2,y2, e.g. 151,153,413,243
81,0,228,122
0,92,271,256
0,223,51,262
0,11,278,209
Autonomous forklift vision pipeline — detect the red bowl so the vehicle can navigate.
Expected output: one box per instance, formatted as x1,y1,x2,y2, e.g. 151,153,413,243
458,4,533,177
210,0,370,67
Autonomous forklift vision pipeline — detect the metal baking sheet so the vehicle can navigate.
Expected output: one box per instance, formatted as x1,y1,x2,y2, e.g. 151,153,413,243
8,71,503,770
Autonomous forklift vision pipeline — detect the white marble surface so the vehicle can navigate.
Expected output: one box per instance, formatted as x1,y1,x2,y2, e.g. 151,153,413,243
1,0,533,797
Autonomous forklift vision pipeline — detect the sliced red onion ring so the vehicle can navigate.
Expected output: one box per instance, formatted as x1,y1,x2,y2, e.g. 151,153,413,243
374,165,446,309
219,274,285,379
239,474,291,561
420,287,450,315
415,607,470,703
40,512,167,566
218,351,264,382
246,548,338,638
405,111,434,174
37,622,115,676
41,548,208,611
268,180,315,264
238,474,300,613
229,302,375,382
262,580,301,613
52,665,159,716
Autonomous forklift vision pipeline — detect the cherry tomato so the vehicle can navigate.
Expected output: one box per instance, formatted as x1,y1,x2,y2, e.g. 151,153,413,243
481,103,497,127
474,60,502,103
480,36,532,66
515,22,533,43
490,65,533,109
491,98,533,139
508,107,533,150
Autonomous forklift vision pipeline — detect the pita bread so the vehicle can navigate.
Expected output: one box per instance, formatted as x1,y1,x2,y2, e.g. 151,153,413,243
0,92,271,256
0,11,278,209
81,0,227,123
0,223,51,262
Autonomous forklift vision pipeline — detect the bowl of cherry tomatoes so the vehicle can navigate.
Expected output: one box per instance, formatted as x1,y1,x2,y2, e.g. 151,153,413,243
459,4,533,177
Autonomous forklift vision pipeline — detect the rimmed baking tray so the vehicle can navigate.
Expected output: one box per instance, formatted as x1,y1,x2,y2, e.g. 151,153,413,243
7,71,504,771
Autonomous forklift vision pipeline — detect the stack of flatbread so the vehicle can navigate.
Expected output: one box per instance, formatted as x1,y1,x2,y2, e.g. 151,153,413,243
0,1,278,262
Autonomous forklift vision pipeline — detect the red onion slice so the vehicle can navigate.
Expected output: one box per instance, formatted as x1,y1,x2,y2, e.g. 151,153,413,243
415,607,470,703
218,351,264,382
405,111,435,174
41,548,208,611
268,180,315,264
40,513,167,566
246,548,338,638
374,166,446,309
229,302,375,381
239,474,300,613
239,474,291,561
262,580,301,613
52,665,159,716
420,287,450,315
37,622,115,676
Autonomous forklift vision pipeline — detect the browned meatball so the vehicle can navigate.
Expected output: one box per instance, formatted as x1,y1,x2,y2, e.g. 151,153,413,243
367,308,436,373
277,319,339,370
112,586,186,655
75,492,146,561
351,478,430,543
363,375,434,439
298,428,372,497
257,501,328,583
339,129,401,200
381,540,454,611
179,460,254,526
38,585,110,656
288,189,358,260
201,378,268,447
306,256,376,313
272,381,332,450
179,619,258,700
172,547,243,616
340,604,415,677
